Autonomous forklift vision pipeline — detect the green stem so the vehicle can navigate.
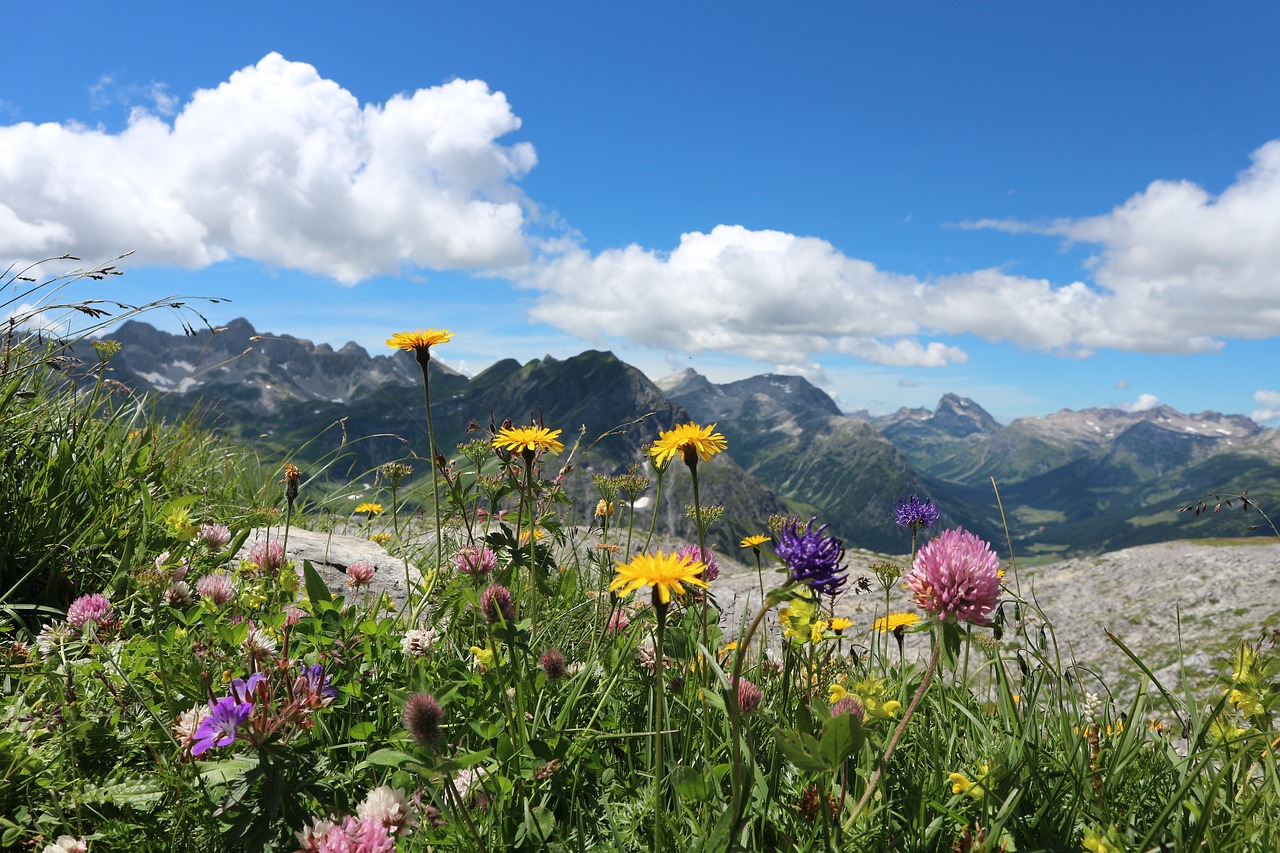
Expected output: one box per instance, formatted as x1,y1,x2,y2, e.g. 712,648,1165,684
728,593,781,850
653,594,668,852
417,353,443,605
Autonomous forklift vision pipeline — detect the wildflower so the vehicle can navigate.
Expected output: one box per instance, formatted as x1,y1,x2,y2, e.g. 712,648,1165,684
354,502,384,517
829,617,853,633
649,422,727,468
284,606,307,626
809,619,830,644
190,695,252,756
470,645,494,669
831,696,866,721
165,506,200,539
948,764,989,800
741,534,771,550
540,649,566,681
163,581,193,606
595,499,614,518
196,573,237,607
36,622,72,658
873,611,921,633
480,584,516,624
735,678,763,715
199,522,232,550
905,527,1001,625
295,662,338,706
604,609,630,635
282,463,301,505
41,837,88,853
248,538,286,571
381,461,413,486
676,544,720,582
609,550,708,606
346,561,376,588
173,704,212,752
775,518,846,597
1082,825,1126,853
636,644,669,675
403,692,444,751
357,785,414,835
894,495,940,532
369,532,393,546
66,593,114,630
492,424,564,457
387,328,454,362
401,627,436,657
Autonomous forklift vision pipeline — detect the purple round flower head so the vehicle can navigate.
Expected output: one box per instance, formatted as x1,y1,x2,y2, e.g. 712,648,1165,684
403,692,444,750
196,572,237,606
676,544,719,582
775,518,846,596
540,649,566,681
454,545,498,575
199,522,232,550
905,527,1001,625
735,677,763,715
480,584,516,624
66,593,114,630
190,695,252,756
894,495,940,532
831,696,866,722
249,538,285,570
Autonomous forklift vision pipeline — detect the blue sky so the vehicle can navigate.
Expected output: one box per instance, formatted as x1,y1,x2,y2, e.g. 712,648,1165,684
3,2,1279,423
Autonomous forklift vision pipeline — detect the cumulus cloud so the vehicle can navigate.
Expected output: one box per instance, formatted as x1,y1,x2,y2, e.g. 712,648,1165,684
1251,390,1280,422
1119,393,1161,413
0,53,535,282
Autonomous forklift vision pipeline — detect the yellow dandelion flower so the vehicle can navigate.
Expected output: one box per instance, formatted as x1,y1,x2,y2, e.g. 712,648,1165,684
519,528,547,546
609,550,707,605
370,532,393,546
649,422,727,468
386,329,454,354
355,502,384,516
740,534,771,549
830,617,853,633
873,611,921,633
493,425,564,456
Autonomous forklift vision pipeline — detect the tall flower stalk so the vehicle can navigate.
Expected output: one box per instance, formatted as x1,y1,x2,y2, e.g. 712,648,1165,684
387,329,453,607
492,423,564,630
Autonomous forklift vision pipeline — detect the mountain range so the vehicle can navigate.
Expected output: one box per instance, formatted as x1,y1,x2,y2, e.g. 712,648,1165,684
74,318,1280,557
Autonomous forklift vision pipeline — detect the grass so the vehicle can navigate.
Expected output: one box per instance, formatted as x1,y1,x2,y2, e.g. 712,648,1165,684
2,262,1279,852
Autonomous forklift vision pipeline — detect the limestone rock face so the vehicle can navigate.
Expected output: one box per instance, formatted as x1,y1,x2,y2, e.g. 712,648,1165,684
239,527,422,609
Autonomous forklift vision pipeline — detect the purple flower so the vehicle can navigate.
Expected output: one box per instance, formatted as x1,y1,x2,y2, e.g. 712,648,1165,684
403,692,444,751
775,518,846,597
229,671,267,704
676,544,719,582
66,593,114,630
297,662,338,702
190,695,252,756
894,495,940,532
540,649,566,681
199,522,232,550
249,538,285,570
346,561,376,587
480,584,516,624
905,527,1001,625
454,545,497,575
196,572,236,606
831,696,866,722
734,677,763,715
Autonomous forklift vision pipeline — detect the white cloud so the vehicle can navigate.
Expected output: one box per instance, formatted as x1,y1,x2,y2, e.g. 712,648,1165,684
1251,390,1280,422
1119,393,1161,413
0,53,535,282
1113,378,1129,391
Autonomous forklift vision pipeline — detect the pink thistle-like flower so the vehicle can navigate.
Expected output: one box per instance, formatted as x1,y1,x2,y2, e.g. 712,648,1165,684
454,545,497,575
734,678,763,715
540,649,566,681
196,572,237,607
904,527,1001,625
345,561,376,588
249,538,286,570
480,584,516,624
604,609,630,635
676,544,720,582
199,522,233,550
66,593,113,630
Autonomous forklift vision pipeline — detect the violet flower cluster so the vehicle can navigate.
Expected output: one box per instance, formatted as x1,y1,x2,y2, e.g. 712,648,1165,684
676,544,720,582
894,495,940,532
179,663,337,758
775,518,847,596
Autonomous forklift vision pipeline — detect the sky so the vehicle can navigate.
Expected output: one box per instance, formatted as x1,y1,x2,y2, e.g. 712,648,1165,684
3,3,1279,424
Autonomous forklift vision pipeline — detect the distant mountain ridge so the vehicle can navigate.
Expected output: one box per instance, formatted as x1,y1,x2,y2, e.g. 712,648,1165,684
81,319,1280,556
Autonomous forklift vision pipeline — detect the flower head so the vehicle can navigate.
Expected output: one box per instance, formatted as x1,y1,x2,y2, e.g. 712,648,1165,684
346,561,376,588
734,678,763,715
191,695,252,756
894,495,940,532
401,627,436,656
676,544,720,582
905,527,1001,625
249,538,286,571
540,649,566,681
196,572,237,607
198,522,232,550
403,692,444,751
354,502,383,517
480,583,517,624
387,329,454,356
41,836,88,853
775,518,846,597
609,550,708,606
740,534,771,550
649,422,727,468
66,593,114,630
831,696,866,722
873,611,922,633
454,545,497,575
492,424,564,457
604,609,630,635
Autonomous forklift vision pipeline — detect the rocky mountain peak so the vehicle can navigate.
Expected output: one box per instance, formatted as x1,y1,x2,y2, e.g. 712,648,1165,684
932,393,1001,436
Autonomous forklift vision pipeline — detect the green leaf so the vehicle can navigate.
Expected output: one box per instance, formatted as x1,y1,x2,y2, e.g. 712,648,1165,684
365,748,415,767
524,803,556,843
303,560,332,606
197,756,258,786
771,725,832,773
348,721,376,740
672,764,710,800
819,713,865,766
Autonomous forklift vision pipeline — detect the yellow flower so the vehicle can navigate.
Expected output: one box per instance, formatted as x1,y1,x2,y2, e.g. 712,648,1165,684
830,617,853,633
1082,826,1125,853
1227,687,1264,717
165,507,199,540
829,684,850,704
519,528,547,546
595,499,614,518
718,641,739,661
873,611,921,633
470,645,494,668
740,534,771,549
386,329,454,354
355,502,384,516
493,425,565,456
370,532,393,546
881,700,902,717
949,764,989,799
810,619,830,644
649,422,727,468
609,550,707,605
